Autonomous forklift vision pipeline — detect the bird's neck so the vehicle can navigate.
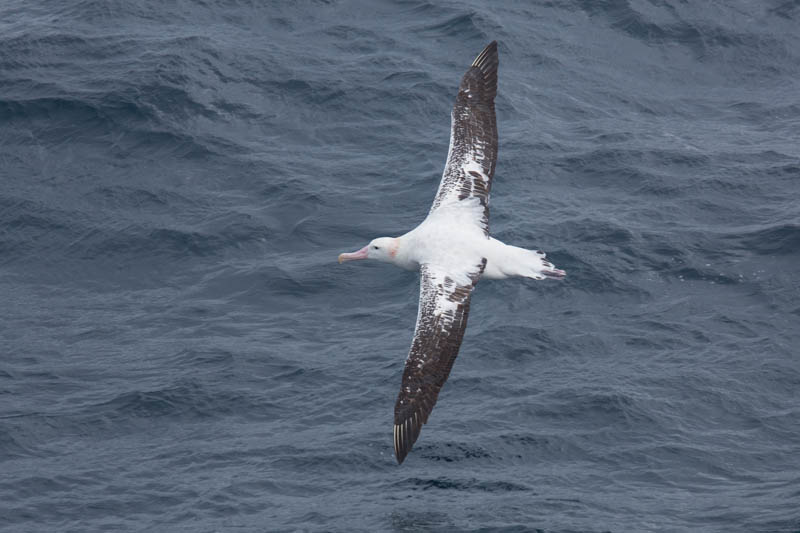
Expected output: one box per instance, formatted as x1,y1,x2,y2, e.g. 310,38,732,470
388,235,418,271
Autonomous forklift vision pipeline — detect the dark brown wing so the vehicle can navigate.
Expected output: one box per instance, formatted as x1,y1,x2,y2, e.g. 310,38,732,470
393,259,487,464
429,41,499,236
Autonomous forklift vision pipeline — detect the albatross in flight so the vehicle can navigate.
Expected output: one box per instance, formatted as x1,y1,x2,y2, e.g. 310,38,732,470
338,41,566,464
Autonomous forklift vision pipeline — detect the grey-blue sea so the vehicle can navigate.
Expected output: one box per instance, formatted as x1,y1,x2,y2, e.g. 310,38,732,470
1,1,799,531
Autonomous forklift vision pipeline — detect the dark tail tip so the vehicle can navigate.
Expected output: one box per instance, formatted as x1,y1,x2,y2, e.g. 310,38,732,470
543,268,567,280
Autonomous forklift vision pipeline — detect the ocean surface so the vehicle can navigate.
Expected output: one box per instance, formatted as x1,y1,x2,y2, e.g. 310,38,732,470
1,1,799,531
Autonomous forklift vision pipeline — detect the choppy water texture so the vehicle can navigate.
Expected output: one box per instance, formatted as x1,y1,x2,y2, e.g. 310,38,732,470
1,1,799,531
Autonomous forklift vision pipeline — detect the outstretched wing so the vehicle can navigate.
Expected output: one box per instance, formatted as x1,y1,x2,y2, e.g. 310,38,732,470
393,259,487,464
429,41,499,236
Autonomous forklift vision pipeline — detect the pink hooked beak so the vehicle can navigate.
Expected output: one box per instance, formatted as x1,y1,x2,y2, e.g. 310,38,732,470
338,245,369,263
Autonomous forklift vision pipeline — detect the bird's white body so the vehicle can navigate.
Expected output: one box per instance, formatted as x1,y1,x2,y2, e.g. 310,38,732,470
390,202,560,282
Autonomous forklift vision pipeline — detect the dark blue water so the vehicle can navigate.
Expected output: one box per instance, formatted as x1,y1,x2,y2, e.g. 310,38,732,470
2,1,799,531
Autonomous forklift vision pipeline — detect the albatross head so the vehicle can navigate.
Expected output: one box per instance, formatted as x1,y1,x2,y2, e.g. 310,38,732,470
338,237,399,264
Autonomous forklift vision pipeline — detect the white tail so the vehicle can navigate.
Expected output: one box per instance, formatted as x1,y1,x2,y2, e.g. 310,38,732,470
481,238,566,280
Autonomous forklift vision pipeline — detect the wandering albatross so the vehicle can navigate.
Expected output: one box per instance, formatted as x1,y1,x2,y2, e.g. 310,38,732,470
338,41,566,464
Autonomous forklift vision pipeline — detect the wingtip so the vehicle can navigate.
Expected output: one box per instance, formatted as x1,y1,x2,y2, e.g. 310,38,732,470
467,41,498,102
394,414,423,465
394,423,407,464
471,40,498,68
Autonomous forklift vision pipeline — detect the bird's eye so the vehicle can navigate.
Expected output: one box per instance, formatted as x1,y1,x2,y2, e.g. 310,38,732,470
373,246,379,250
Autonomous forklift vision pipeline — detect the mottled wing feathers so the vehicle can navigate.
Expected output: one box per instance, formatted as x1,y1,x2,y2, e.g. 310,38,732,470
393,259,487,464
430,41,499,236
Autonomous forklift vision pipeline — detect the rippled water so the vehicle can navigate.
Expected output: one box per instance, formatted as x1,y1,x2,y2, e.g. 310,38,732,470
2,1,799,531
